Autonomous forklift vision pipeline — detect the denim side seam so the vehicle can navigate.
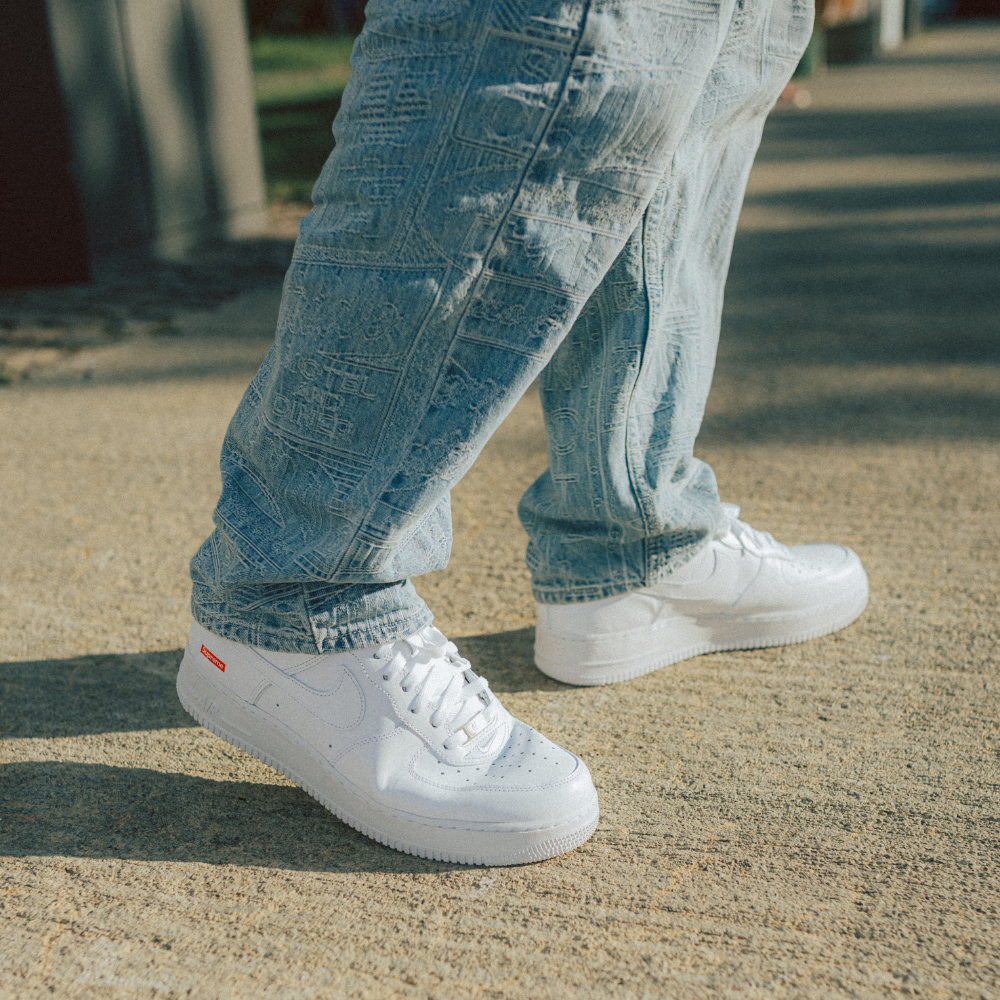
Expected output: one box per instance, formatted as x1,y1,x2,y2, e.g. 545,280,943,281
323,1,595,584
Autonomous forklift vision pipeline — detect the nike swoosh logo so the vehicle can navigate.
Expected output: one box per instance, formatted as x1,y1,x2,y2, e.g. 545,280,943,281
247,649,366,731
653,549,757,610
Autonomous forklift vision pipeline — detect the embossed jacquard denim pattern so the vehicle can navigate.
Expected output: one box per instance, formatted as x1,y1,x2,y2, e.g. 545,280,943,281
191,0,812,653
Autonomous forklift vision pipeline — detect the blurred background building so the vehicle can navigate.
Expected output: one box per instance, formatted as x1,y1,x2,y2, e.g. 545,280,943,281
1,0,995,289
1,0,267,287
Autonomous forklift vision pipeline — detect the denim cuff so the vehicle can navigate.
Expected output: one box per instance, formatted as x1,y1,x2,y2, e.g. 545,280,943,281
530,528,712,605
191,579,432,654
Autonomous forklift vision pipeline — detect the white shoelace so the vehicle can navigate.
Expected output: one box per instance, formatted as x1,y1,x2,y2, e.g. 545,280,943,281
373,626,492,751
716,502,788,557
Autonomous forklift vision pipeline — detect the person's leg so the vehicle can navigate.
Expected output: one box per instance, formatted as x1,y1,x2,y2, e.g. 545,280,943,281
190,0,741,655
182,0,751,863
529,0,870,685
522,0,811,600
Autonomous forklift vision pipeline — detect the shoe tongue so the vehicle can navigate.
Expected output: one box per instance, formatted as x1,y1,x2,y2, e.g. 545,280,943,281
412,624,450,650
719,510,786,557
709,503,743,544
720,502,741,519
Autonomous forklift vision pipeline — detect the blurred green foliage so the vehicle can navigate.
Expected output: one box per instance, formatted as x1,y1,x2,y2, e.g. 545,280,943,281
257,100,342,202
252,33,355,83
252,33,356,202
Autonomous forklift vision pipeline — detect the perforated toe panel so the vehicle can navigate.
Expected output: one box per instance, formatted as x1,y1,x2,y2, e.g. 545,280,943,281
483,721,580,786
787,542,852,573
409,721,581,791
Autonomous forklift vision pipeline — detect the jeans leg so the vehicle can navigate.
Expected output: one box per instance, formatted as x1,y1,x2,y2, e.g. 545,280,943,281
521,0,814,603
191,0,760,653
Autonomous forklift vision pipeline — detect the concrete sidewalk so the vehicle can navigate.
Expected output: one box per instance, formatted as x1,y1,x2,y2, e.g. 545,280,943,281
2,22,998,999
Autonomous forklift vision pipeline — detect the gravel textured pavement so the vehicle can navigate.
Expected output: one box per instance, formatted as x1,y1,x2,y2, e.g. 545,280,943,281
1,23,998,1000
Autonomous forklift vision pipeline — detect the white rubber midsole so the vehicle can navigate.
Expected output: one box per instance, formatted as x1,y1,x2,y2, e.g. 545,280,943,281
177,653,599,865
535,582,870,686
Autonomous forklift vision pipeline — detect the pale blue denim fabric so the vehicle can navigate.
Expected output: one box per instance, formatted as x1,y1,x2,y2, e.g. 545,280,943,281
191,0,812,653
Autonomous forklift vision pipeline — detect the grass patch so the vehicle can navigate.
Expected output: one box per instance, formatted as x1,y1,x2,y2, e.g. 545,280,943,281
252,33,356,107
258,99,342,202
252,34,356,202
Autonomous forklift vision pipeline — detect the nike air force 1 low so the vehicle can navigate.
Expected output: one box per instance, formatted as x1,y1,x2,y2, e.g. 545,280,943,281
534,504,869,686
177,619,599,864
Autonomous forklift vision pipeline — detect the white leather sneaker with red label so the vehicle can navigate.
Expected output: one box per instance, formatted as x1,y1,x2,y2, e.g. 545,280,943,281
534,504,869,686
177,619,599,865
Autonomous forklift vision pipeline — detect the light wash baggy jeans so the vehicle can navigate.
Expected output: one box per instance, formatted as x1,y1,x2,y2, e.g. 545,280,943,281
191,0,812,654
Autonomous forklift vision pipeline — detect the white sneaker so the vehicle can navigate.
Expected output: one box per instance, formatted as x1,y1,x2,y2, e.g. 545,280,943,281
534,504,869,686
177,619,599,865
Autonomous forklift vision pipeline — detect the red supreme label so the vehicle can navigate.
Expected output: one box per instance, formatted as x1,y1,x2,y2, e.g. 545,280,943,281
201,644,226,672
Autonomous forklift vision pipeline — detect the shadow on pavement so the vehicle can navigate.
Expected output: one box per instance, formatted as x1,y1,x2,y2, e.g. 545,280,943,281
0,651,193,738
709,99,1000,443
0,634,561,742
700,381,1000,443
755,104,1000,161
0,632,573,872
0,760,460,874
455,628,563,694
0,238,295,334
865,51,1000,68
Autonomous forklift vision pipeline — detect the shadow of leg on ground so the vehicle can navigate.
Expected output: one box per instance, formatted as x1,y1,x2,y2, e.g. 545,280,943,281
454,628,564,694
0,760,460,875
0,634,570,874
0,651,194,738
707,100,1000,446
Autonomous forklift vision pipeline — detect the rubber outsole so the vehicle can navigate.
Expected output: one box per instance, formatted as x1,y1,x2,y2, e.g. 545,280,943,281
535,582,870,686
176,656,599,865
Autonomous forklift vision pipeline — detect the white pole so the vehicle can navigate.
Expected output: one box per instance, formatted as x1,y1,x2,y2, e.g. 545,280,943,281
881,0,905,49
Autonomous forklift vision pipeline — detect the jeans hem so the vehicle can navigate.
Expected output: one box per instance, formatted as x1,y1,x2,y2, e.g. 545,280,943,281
310,606,435,653
192,605,434,654
531,534,712,605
